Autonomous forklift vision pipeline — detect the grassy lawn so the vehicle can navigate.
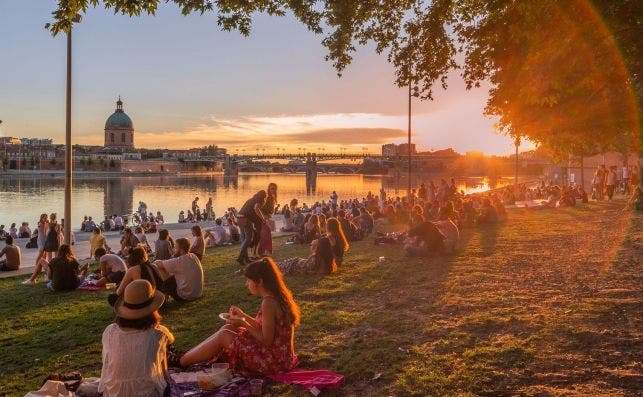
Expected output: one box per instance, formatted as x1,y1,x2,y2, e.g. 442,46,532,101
1,200,641,396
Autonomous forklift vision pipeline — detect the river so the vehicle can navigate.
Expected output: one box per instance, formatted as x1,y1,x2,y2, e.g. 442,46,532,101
0,173,510,229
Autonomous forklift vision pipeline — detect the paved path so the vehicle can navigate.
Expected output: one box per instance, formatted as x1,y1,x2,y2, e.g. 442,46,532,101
0,222,216,279
1,216,291,280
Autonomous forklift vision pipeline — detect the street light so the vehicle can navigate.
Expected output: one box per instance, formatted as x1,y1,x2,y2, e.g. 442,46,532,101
46,14,82,245
514,136,520,193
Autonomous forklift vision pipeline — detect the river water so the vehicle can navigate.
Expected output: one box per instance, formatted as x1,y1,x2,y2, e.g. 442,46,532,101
0,173,510,229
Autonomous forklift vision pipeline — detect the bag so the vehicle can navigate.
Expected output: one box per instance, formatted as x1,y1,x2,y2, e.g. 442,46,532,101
24,381,72,397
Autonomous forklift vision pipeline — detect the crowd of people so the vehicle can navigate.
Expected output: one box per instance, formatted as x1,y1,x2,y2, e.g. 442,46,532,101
4,171,642,396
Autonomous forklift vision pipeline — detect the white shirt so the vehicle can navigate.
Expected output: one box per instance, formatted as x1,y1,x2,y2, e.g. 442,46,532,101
99,324,174,397
100,253,127,273
208,225,229,245
157,253,203,300
114,216,123,227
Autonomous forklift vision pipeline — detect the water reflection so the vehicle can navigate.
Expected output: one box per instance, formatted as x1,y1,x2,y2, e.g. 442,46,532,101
0,174,510,227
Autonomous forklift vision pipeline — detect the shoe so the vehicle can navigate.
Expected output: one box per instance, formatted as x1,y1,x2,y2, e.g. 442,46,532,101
21,279,36,285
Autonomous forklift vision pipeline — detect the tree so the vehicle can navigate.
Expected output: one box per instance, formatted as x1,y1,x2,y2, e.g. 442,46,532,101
49,1,641,185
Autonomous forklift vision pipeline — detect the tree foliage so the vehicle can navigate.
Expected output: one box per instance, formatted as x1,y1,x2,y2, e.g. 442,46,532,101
49,0,641,156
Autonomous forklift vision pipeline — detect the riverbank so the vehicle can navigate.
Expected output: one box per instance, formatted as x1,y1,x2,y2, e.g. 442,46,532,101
0,169,224,177
0,200,640,395
0,218,290,279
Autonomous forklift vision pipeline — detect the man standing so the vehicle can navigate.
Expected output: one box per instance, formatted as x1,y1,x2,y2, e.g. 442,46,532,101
330,191,338,207
606,166,617,200
236,190,267,266
154,237,203,302
0,236,21,271
191,196,200,214
623,165,630,195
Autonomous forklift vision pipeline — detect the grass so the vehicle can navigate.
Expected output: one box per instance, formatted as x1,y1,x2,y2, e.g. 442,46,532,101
0,199,641,396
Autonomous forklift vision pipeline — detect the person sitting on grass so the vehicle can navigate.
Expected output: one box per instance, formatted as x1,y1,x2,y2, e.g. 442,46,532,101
435,212,460,253
228,216,241,244
353,207,374,235
119,228,139,257
205,218,229,247
405,221,445,256
90,227,111,259
108,246,162,306
477,198,500,224
0,236,21,271
135,227,152,253
189,225,205,260
153,238,203,302
179,258,300,376
325,218,349,267
47,244,82,292
277,236,337,275
154,229,174,261
337,210,363,242
99,279,174,397
94,248,127,288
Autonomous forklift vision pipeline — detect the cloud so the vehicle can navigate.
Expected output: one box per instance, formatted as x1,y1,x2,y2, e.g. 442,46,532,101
75,113,408,150
72,110,530,155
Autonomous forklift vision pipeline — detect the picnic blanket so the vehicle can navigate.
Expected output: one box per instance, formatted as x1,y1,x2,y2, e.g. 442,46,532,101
168,370,268,397
269,369,344,391
77,281,103,291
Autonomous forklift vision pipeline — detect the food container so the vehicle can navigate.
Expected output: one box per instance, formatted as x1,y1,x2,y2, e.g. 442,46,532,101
196,372,217,391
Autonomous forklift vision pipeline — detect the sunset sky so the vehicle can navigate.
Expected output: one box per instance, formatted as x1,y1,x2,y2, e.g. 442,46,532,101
0,1,533,155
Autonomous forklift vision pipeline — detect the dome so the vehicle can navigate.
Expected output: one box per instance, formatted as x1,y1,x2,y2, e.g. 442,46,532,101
105,97,134,130
105,111,133,129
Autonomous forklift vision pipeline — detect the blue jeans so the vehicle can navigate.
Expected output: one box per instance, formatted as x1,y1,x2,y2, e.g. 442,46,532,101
237,223,254,263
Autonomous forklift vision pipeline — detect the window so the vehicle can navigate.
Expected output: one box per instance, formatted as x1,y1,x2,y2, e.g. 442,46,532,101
121,132,125,142
110,133,114,143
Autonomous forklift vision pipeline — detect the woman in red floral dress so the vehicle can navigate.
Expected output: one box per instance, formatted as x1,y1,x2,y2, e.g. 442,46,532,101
180,258,300,375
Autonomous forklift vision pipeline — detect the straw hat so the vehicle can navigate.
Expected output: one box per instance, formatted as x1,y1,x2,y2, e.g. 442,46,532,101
114,279,165,319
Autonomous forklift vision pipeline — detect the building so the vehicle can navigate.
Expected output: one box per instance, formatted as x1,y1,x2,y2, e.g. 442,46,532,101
104,97,134,149
381,144,397,156
381,143,416,156
397,143,417,155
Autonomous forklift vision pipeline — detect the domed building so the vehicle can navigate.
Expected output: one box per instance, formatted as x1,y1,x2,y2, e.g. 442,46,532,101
104,97,134,149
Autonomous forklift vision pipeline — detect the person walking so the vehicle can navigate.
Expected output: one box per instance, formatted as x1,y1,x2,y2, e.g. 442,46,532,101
606,166,617,200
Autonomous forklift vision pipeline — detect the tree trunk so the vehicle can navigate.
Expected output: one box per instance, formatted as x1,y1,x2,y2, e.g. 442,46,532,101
580,155,584,191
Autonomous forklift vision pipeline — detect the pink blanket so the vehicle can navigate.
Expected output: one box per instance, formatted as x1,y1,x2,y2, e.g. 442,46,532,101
269,369,344,391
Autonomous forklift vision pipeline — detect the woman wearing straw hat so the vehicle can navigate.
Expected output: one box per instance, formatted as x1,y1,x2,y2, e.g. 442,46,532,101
99,279,174,397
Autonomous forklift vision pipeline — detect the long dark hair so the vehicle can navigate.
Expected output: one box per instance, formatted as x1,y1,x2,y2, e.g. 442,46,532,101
267,182,278,202
315,236,337,274
57,244,75,261
326,218,349,253
244,258,300,327
128,245,148,267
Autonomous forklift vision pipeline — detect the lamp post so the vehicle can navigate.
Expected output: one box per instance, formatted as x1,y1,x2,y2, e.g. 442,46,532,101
407,74,412,198
56,14,82,245
514,136,520,193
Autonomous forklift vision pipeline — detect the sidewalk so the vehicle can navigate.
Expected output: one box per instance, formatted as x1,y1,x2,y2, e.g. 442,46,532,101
0,216,290,280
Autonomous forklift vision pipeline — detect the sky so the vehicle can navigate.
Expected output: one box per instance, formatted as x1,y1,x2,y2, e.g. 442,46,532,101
0,1,532,155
